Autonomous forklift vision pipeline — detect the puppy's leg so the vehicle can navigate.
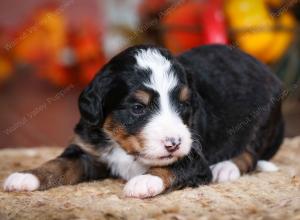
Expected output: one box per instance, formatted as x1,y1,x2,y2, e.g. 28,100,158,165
232,149,257,174
124,153,212,198
123,168,172,198
3,144,108,191
210,161,241,183
210,148,257,183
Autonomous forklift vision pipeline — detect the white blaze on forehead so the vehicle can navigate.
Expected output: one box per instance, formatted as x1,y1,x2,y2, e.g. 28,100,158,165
135,48,178,111
135,48,192,165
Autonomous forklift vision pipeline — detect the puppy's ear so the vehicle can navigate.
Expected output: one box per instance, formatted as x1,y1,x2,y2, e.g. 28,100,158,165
78,70,128,126
78,73,113,126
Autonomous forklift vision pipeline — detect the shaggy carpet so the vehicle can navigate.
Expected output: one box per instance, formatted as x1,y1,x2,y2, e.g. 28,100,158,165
0,137,300,220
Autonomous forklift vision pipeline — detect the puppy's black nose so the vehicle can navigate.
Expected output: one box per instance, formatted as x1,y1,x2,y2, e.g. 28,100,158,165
164,137,181,153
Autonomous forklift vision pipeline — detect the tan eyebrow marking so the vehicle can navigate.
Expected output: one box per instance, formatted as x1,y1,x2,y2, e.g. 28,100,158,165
134,90,151,105
179,86,190,102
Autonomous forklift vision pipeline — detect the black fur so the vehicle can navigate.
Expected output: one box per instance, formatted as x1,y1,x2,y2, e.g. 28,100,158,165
177,45,283,164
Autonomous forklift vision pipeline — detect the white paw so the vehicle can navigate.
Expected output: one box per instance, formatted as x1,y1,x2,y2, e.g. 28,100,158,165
3,172,40,192
256,160,279,172
123,174,164,198
210,160,240,183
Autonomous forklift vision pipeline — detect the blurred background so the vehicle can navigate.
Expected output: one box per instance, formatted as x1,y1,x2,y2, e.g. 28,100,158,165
0,0,299,148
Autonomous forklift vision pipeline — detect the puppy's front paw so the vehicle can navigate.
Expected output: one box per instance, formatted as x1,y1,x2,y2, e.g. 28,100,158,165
3,172,40,192
210,160,240,183
123,174,164,198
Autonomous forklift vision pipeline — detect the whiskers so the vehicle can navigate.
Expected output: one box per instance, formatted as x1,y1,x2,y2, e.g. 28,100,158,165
189,129,205,159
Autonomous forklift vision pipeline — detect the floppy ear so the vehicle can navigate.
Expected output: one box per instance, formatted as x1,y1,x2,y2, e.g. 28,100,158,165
78,73,114,126
78,70,129,126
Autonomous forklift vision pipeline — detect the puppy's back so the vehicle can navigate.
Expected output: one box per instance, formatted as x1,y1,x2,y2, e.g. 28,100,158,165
177,44,284,163
177,44,282,117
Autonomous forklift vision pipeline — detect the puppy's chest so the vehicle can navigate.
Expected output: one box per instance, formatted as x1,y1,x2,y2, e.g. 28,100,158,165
100,145,149,180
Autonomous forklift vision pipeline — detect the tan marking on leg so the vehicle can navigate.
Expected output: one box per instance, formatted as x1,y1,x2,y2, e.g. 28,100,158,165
232,151,256,174
27,158,84,190
148,167,175,189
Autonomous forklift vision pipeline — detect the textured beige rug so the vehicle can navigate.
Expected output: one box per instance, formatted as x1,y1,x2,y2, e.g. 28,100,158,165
0,137,300,220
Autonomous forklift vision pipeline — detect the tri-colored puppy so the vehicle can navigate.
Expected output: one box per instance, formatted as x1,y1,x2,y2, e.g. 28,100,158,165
3,45,284,198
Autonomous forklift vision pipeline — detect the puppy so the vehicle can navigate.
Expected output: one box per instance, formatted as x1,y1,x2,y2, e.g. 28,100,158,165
3,45,284,198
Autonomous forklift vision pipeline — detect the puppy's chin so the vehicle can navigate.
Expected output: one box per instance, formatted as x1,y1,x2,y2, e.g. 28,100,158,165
136,155,179,166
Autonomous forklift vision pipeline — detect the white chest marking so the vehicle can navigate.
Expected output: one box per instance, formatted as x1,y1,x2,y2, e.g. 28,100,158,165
101,145,148,180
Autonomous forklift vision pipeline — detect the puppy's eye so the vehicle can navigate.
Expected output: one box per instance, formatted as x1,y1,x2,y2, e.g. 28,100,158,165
179,101,190,110
131,103,146,115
